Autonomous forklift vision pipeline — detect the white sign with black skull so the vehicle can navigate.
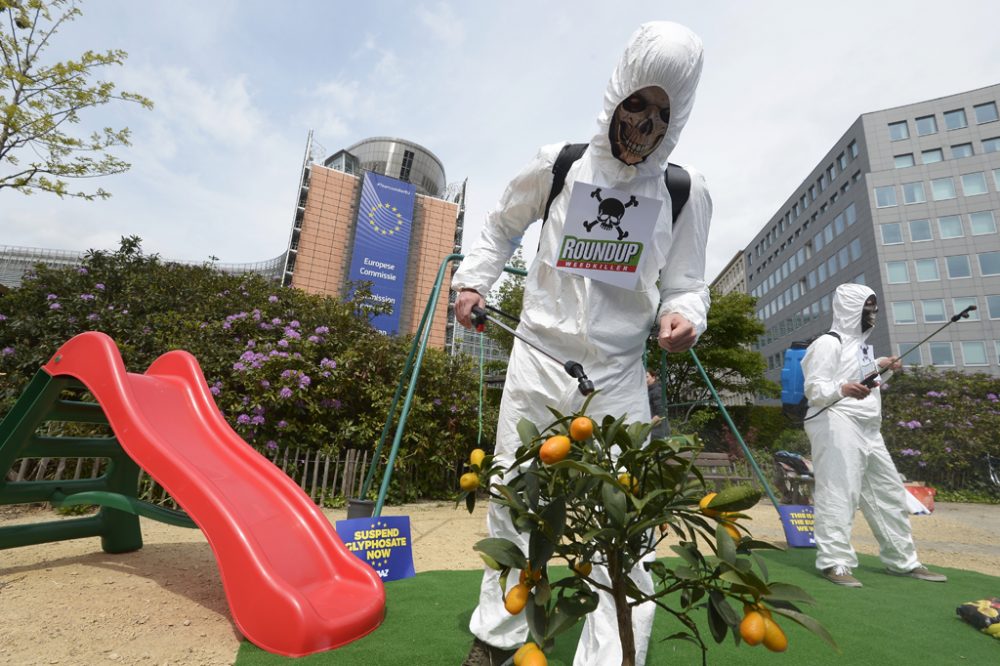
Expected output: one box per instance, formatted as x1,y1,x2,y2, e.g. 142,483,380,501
555,180,662,290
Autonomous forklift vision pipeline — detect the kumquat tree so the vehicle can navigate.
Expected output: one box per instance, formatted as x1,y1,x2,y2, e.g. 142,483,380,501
459,394,836,666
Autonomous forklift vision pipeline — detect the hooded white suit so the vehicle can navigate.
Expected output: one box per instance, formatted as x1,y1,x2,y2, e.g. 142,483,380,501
453,22,711,666
802,283,921,574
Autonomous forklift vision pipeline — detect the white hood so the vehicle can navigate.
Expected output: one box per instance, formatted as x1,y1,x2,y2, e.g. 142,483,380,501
830,283,876,342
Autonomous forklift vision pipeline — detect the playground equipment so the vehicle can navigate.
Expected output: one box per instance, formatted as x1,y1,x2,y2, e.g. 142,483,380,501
0,332,384,657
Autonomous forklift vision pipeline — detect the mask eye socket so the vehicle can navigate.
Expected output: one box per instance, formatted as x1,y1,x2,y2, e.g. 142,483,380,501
658,107,671,123
621,95,645,113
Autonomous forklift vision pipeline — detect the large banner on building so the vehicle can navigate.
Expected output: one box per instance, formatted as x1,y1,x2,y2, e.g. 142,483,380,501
347,172,416,335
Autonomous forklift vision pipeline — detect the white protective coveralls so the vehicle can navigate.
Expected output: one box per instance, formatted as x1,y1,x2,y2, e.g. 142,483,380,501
802,283,922,574
452,22,711,666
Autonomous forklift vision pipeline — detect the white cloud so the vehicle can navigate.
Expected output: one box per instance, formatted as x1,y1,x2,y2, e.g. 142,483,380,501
415,3,466,48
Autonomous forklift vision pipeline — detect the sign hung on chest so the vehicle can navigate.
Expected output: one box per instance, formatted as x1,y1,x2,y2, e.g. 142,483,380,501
556,181,662,289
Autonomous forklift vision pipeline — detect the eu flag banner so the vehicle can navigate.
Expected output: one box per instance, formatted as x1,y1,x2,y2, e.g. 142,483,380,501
335,515,416,582
347,172,416,335
777,504,815,548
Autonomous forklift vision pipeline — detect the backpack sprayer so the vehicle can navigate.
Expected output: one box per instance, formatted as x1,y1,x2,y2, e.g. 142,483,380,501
470,305,595,396
803,304,977,422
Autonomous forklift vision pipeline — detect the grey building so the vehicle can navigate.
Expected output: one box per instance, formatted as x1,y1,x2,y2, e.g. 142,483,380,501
746,84,1000,387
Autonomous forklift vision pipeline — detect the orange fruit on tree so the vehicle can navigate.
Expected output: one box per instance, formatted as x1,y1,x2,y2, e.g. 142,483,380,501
505,582,531,614
569,416,594,441
698,492,720,517
739,610,766,646
520,649,548,666
618,473,639,494
762,617,788,652
572,561,593,577
539,435,571,464
519,565,542,586
469,448,486,468
513,641,541,666
722,520,740,541
459,472,480,492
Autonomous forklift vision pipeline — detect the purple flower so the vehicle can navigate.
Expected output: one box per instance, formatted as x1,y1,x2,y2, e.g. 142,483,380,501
271,317,282,325
77,267,89,275
95,283,105,290
236,414,251,425
87,313,100,321
277,339,289,348
298,375,311,388
277,420,288,429
988,393,999,402
289,320,300,329
268,295,278,303
0,314,7,322
320,358,336,369
315,326,329,335
46,294,58,300
279,388,293,399
433,398,442,406
926,390,945,398
330,399,342,410
307,335,319,343
1,346,14,356
260,379,270,388
232,362,246,371
283,327,301,339
266,440,278,450
907,420,922,429
945,447,952,453
49,303,61,310
251,415,265,426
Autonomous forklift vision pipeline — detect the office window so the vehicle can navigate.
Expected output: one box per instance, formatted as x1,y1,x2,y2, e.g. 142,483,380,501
961,172,988,196
888,121,909,140
897,343,922,366
892,301,916,324
886,261,909,284
838,246,849,268
837,152,847,170
818,262,827,281
962,341,988,366
921,148,944,163
987,294,1000,319
827,164,837,181
824,223,834,243
945,254,972,279
938,215,964,238
952,143,974,158
929,342,954,366
854,272,866,286
807,270,817,289
834,213,845,236
984,137,1000,153
994,168,1000,190
849,237,862,261
874,185,897,207
974,101,999,124
818,173,827,191
845,202,857,225
826,256,837,275
894,154,915,168
909,218,932,242
944,108,968,130
970,211,997,235
915,258,940,281
921,299,946,323
901,181,926,204
979,251,1000,276
953,297,980,320
930,177,956,200
848,140,859,158
915,115,938,136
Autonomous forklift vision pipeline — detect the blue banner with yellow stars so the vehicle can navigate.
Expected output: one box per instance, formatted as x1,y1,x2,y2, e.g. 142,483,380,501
335,515,416,582
347,171,416,335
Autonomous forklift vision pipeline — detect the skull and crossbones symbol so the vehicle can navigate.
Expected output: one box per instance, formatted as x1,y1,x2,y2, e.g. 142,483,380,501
583,188,638,240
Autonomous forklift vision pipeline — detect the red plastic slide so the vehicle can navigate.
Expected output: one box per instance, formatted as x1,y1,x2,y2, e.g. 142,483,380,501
42,332,385,657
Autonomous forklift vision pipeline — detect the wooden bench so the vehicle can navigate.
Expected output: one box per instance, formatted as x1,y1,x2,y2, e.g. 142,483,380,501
683,451,754,491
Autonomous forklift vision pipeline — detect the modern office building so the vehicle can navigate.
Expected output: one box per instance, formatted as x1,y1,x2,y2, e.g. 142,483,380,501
745,84,1000,387
282,134,466,349
711,251,747,296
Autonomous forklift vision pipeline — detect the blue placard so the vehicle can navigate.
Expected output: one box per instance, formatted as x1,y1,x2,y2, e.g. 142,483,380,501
777,504,815,548
347,172,416,335
335,515,415,582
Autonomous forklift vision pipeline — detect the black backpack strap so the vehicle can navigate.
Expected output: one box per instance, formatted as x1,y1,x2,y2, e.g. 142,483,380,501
543,143,588,222
665,162,690,225
825,331,841,343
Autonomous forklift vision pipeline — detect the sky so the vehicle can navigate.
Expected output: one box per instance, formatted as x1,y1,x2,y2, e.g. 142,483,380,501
3,0,1000,285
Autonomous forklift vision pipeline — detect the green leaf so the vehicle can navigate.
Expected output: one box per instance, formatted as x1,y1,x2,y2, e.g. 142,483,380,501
706,484,762,512
771,607,839,651
601,481,627,528
715,523,737,564
706,592,728,643
516,417,540,448
473,538,527,570
763,582,817,605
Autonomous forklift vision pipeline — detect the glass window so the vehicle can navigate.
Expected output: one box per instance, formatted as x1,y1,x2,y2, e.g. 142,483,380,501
961,172,988,196
930,177,956,200
874,185,897,207
952,142,974,158
845,202,857,225
915,258,940,281
826,256,837,274
818,262,827,282
961,341,988,366
945,254,971,278
987,294,1000,319
888,121,909,140
954,297,980,320
920,299,945,322
915,115,938,136
854,272,866,286
807,270,816,289
902,181,926,204
886,261,909,283
929,342,954,366
879,222,903,245
834,213,845,235
897,343,922,366
849,238,862,261
894,154,915,168
970,211,997,235
984,137,1000,153
944,108,968,130
994,168,1000,191
909,219,932,241
892,301,916,324
938,215,964,238
824,224,833,243
838,246,849,268
979,251,1000,276
814,231,824,252
974,101,999,124
838,153,847,170
849,140,859,158
921,148,944,163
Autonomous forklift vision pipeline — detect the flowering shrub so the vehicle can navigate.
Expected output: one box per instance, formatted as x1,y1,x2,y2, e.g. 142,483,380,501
0,237,496,501
882,367,1000,494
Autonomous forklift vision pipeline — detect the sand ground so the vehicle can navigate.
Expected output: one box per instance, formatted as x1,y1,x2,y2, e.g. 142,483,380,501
1,500,997,665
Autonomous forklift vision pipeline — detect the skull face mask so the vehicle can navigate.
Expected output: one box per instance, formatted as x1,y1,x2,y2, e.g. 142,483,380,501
609,85,670,165
862,296,878,332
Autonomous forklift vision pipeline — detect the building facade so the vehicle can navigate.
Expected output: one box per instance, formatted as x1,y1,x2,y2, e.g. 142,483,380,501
282,135,465,349
745,84,1000,387
711,251,747,296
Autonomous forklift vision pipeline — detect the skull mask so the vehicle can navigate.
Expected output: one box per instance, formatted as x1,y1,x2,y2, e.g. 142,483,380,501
609,85,670,165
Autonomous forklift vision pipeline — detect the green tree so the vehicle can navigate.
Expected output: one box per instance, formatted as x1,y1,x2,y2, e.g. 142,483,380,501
484,248,525,355
1,0,153,199
649,289,778,425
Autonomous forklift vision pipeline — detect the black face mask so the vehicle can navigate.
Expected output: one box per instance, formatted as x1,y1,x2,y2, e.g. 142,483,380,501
862,298,878,332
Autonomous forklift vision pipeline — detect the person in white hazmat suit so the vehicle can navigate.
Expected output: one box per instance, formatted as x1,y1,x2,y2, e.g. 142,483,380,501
802,283,947,588
452,22,711,666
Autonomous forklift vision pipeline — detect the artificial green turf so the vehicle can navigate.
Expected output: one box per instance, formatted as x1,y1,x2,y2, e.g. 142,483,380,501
236,549,1000,665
